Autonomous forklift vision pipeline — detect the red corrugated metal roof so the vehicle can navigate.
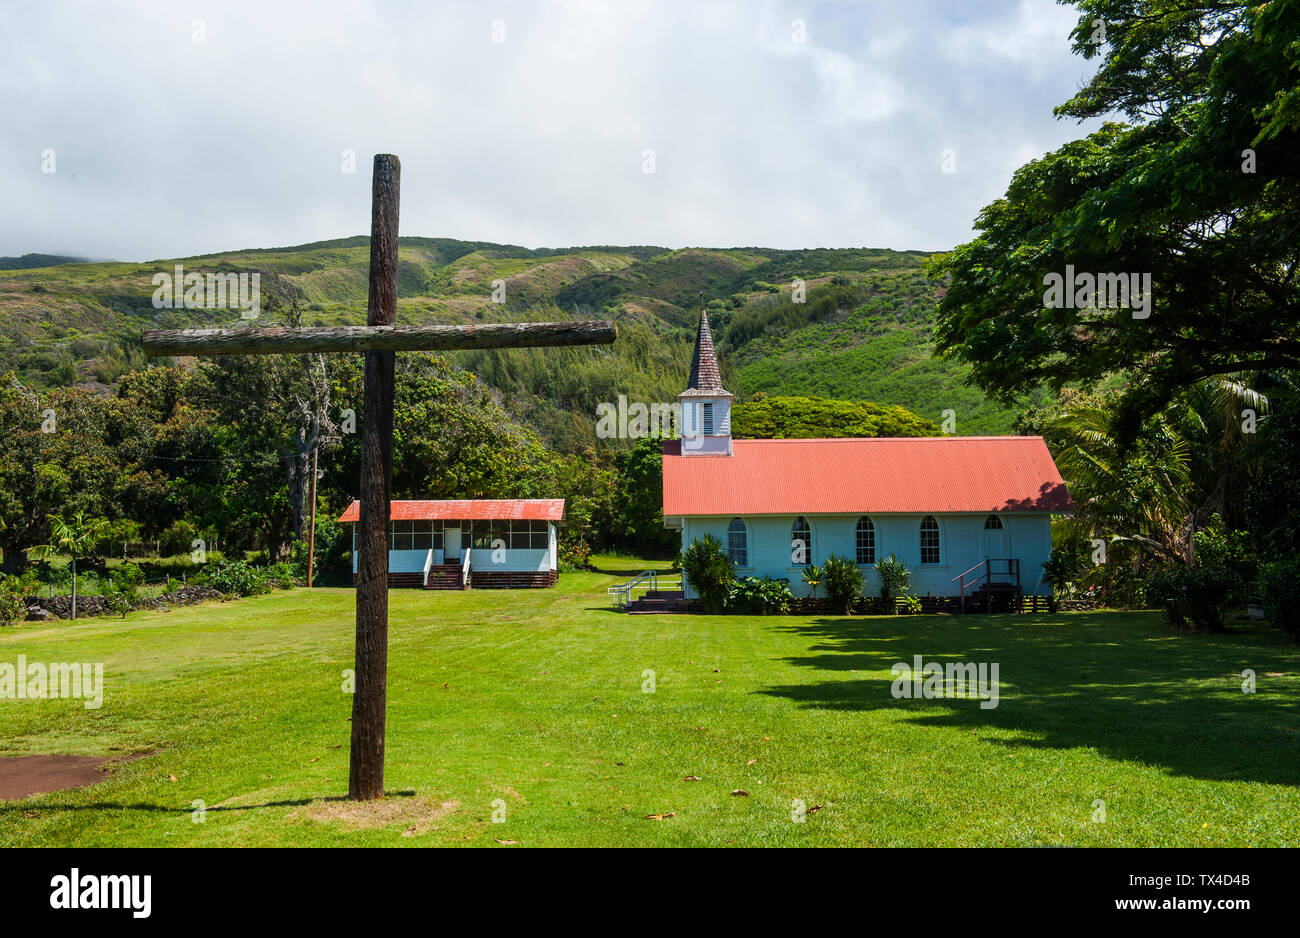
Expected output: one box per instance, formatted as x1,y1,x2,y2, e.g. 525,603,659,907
662,437,1072,515
338,499,565,523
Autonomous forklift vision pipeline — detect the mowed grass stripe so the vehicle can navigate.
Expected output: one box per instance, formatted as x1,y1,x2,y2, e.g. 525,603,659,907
1,560,1297,846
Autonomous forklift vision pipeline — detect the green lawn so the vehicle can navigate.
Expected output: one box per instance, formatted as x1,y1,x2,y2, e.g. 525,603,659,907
2,557,1297,846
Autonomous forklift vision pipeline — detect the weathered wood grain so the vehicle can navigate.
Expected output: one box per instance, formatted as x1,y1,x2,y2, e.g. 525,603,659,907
141,320,617,356
350,154,400,802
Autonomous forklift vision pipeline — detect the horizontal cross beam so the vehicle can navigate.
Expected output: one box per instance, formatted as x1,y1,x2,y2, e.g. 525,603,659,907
141,320,617,357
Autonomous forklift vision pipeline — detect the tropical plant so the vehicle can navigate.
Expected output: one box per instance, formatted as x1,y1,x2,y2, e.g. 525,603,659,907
0,572,36,627
874,553,910,605
728,576,793,615
1146,566,1232,632
103,562,144,618
898,594,923,614
25,511,111,620
800,563,825,599
822,554,863,615
196,559,270,598
1037,397,1193,565
1041,538,1089,598
680,534,734,613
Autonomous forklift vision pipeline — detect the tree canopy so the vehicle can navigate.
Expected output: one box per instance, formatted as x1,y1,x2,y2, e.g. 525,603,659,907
933,0,1300,438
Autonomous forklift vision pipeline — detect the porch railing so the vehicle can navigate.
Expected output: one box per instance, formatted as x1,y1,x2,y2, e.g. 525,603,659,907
952,558,1020,613
422,548,434,588
608,570,681,609
460,549,472,589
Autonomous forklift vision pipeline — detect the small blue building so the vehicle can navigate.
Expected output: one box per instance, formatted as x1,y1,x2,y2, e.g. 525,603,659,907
662,310,1073,605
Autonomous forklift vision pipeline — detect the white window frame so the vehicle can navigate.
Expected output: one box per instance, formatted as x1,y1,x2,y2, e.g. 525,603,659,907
920,515,941,565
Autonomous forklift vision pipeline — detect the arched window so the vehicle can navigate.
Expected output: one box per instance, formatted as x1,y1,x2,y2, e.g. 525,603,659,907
791,517,812,565
920,516,941,564
726,518,748,567
855,516,875,564
984,514,1003,529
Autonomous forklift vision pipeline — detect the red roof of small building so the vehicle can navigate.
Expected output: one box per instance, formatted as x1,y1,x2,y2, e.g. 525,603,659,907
338,499,565,523
662,437,1072,515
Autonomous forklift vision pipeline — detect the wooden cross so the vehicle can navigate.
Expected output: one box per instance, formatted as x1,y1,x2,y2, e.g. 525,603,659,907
143,154,616,800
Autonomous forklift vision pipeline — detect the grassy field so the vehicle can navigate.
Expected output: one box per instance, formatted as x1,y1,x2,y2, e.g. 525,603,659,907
2,557,1297,847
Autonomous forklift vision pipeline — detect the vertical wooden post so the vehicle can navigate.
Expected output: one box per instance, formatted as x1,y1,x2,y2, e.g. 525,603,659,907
349,154,400,801
307,448,318,588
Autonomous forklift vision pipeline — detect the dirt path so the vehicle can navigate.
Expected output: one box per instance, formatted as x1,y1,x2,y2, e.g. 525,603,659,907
0,753,150,800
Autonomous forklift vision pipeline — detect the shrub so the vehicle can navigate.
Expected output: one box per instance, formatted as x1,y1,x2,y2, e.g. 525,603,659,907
0,573,37,627
681,534,734,613
264,562,299,590
103,563,144,618
1146,565,1231,631
196,560,269,597
1193,522,1255,603
874,553,910,604
1041,540,1088,597
158,520,200,557
728,576,793,615
823,554,863,615
1259,557,1300,638
898,594,923,614
558,536,592,571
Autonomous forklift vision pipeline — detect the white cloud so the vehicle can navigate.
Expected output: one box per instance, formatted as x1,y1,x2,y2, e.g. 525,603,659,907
941,0,1081,71
0,0,1099,260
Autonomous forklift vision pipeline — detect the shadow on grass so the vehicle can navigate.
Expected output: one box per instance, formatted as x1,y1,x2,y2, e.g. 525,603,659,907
3,790,418,814
757,611,1300,786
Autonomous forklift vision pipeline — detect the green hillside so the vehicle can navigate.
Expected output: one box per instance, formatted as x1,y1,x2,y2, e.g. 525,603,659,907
0,237,1036,444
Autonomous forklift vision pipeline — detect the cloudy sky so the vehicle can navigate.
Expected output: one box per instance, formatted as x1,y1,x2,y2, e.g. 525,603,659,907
1,0,1100,261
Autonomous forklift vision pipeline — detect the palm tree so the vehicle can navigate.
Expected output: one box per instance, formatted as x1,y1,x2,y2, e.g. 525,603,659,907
26,512,111,620
1043,402,1193,564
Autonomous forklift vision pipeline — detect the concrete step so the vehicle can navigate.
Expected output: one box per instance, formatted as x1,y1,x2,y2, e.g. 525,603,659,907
626,598,691,614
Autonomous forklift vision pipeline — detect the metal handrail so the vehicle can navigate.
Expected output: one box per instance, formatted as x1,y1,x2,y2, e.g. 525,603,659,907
607,570,683,609
953,558,1020,612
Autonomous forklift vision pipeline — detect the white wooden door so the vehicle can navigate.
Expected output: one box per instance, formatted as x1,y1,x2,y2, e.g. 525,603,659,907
444,527,461,562
982,529,1007,559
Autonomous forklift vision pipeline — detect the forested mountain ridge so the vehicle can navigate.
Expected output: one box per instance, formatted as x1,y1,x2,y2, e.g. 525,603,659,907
0,237,1031,443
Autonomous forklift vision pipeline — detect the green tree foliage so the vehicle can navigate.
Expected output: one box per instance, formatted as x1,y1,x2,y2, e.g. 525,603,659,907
1244,376,1300,558
732,396,938,439
934,0,1300,436
1259,557,1300,638
604,436,678,558
1030,391,1194,565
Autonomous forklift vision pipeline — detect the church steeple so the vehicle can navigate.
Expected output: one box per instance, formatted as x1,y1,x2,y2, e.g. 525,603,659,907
687,304,725,393
678,293,733,455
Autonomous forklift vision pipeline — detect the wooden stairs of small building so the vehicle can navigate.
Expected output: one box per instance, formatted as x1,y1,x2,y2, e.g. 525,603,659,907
472,570,558,589
625,589,690,614
967,582,1020,613
353,571,461,589
422,564,467,590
